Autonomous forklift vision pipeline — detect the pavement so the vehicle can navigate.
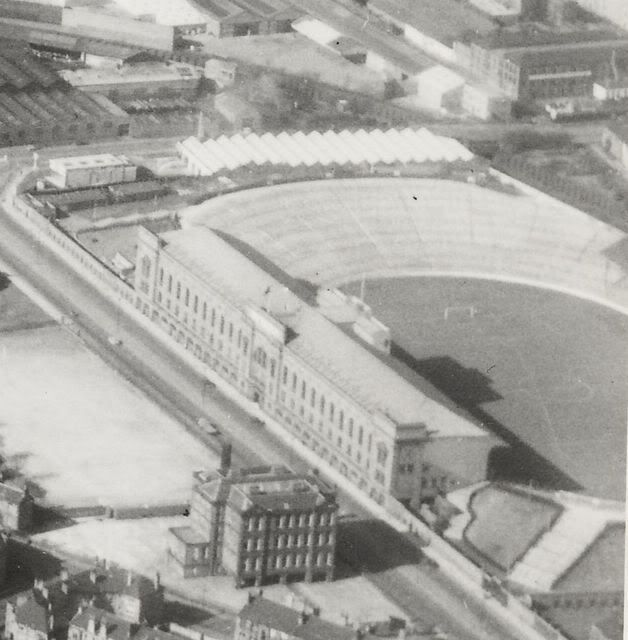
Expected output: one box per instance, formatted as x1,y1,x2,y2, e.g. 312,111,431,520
0,148,567,640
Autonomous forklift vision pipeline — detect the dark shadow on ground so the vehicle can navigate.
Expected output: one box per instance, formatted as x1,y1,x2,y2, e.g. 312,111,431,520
30,505,76,534
1,538,63,595
336,518,435,578
163,600,214,626
392,344,582,492
0,272,9,292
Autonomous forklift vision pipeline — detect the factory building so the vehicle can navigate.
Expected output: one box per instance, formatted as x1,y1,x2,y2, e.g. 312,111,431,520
134,225,499,511
48,154,136,189
454,30,628,103
169,462,338,586
59,62,203,100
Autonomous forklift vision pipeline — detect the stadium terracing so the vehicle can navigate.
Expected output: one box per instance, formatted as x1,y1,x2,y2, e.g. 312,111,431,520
0,42,129,147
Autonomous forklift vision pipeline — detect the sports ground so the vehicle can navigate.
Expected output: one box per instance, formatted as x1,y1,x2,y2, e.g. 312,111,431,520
343,276,627,500
183,176,628,501
0,281,215,508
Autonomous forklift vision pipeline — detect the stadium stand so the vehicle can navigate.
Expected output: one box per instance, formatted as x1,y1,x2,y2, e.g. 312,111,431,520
445,483,625,598
179,176,628,313
177,127,473,176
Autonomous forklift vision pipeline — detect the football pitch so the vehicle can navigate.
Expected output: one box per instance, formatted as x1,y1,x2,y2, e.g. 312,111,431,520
343,276,627,500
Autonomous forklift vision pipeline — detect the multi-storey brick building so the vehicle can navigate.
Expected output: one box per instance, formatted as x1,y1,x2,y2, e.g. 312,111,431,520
169,463,338,586
135,226,496,512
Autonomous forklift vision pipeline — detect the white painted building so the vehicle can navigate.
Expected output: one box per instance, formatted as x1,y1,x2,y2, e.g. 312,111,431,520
48,154,136,189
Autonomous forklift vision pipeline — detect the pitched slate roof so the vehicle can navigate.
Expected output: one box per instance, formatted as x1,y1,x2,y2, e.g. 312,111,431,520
70,606,131,640
14,598,51,634
238,598,360,640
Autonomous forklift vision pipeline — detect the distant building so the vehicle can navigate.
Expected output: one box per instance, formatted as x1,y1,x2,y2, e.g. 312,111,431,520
602,122,628,170
59,62,203,100
4,582,67,640
593,78,628,101
214,93,262,131
368,0,495,63
194,0,300,38
169,462,338,586
48,154,136,190
454,30,628,103
572,0,628,31
0,482,34,531
204,58,237,88
235,595,373,640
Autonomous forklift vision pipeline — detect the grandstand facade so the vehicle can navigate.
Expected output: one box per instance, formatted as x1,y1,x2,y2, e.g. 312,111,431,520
134,226,499,509
0,41,129,147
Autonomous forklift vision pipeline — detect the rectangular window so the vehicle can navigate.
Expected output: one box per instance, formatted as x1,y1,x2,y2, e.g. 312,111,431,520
348,418,354,437
282,367,288,384
159,268,163,285
301,380,306,399
220,316,225,334
202,302,207,320
229,323,233,339
339,410,344,430
243,338,249,355
167,275,172,293
358,426,363,445
270,359,276,377
292,374,297,392
193,295,198,313
211,309,216,327
185,288,190,306
329,403,335,421
176,282,181,300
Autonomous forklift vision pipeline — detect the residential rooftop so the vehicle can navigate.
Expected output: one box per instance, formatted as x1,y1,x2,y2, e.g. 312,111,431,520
59,62,202,88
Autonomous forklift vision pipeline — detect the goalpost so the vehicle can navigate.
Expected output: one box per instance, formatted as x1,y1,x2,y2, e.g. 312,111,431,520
444,305,477,321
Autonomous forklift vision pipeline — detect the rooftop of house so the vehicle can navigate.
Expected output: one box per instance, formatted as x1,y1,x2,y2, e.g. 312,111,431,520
71,565,159,600
238,597,370,640
49,153,132,171
156,226,487,436
591,612,624,640
12,597,52,634
70,606,132,640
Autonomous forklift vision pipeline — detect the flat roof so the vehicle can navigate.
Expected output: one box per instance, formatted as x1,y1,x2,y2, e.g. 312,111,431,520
50,153,131,170
158,226,485,436
60,62,202,87
169,526,208,544
370,0,495,45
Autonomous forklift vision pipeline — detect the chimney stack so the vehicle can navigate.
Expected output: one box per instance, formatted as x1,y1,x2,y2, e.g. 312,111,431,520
61,583,68,595
126,572,132,587
87,617,95,636
89,570,97,584
48,614,54,632
219,443,232,476
154,572,160,591
60,569,69,582
297,612,307,626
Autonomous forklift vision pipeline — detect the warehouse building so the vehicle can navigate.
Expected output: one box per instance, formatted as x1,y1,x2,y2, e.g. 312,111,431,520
59,62,203,100
368,0,496,63
195,0,301,38
169,462,338,585
48,154,136,189
135,225,499,511
455,29,628,103
0,42,130,147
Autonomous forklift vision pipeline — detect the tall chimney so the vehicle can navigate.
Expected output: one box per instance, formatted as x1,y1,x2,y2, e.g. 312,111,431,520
154,572,160,591
87,617,95,636
297,612,307,626
89,570,97,584
126,572,132,588
220,443,232,476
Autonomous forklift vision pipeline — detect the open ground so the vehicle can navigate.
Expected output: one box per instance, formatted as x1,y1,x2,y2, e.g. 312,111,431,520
343,276,627,500
0,281,215,508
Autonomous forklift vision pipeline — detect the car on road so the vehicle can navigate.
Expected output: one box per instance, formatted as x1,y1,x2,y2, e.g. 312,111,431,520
197,417,219,435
